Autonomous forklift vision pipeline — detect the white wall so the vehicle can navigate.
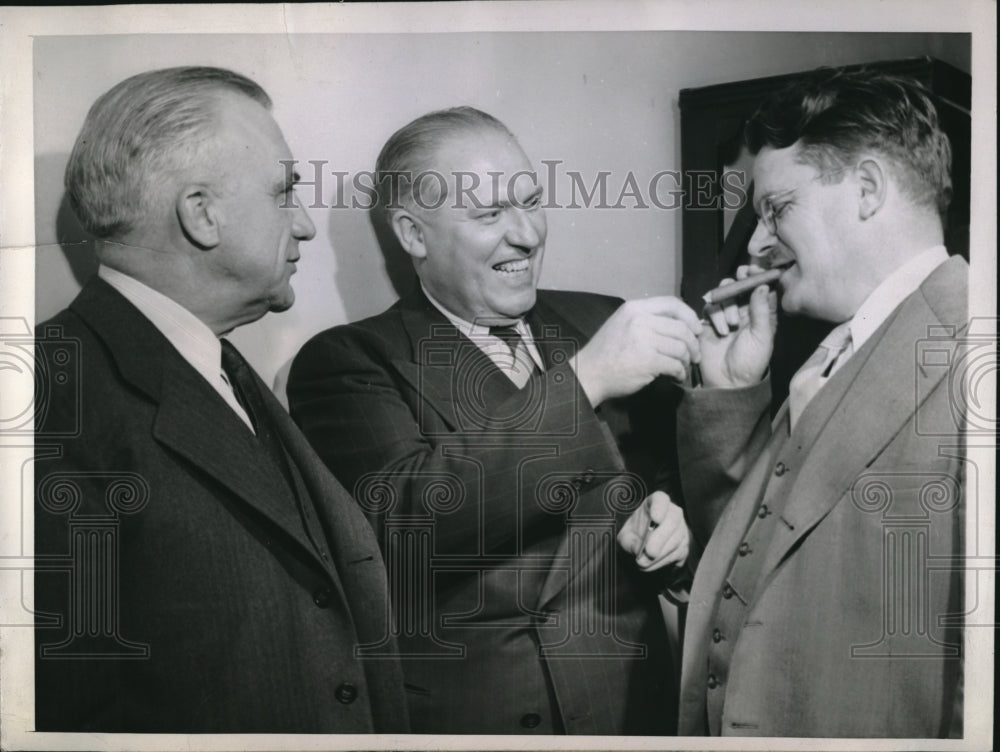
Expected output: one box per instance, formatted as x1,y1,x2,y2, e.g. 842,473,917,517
34,32,970,387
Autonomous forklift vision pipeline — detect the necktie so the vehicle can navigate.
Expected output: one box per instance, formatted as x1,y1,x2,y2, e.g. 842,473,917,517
787,321,853,430
220,339,292,484
488,324,535,389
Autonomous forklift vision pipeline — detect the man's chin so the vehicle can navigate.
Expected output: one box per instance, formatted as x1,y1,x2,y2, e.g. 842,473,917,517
269,291,295,314
495,290,536,319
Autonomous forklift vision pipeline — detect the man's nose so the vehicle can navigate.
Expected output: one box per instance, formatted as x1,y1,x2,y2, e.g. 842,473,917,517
505,207,545,249
293,203,316,241
746,218,775,259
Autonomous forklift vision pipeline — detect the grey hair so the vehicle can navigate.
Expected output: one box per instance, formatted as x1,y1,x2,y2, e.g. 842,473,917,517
64,66,271,239
374,106,515,212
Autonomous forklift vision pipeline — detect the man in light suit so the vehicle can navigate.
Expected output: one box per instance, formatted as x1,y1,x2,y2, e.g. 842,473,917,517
624,68,967,737
288,107,700,734
34,67,408,733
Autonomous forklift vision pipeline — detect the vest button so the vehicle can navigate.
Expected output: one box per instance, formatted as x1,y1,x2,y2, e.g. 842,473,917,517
712,628,723,643
707,674,719,689
722,584,734,599
313,587,332,608
758,504,770,519
775,461,788,476
335,682,358,704
520,713,541,729
738,541,751,556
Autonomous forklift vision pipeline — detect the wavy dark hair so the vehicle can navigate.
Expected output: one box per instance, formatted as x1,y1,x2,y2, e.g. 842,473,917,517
745,67,952,217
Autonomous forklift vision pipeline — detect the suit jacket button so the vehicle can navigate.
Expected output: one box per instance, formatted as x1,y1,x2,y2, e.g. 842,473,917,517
722,584,734,599
712,628,723,643
520,713,541,729
313,587,332,608
335,682,358,704
738,542,751,556
707,674,719,689
775,461,788,476
757,503,771,519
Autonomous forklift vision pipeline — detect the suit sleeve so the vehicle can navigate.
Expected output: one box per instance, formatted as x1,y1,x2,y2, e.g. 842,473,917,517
676,379,772,547
288,328,627,556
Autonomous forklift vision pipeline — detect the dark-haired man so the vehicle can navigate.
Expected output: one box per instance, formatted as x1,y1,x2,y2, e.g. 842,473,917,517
289,107,699,734
635,68,967,737
34,67,407,733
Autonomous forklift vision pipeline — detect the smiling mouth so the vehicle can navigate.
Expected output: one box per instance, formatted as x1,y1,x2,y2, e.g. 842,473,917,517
493,258,531,274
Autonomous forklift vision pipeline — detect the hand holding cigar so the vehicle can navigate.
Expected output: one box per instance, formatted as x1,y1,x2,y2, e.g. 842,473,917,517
702,267,783,305
695,263,780,389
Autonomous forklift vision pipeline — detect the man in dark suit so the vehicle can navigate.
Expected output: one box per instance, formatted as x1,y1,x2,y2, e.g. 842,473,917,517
628,69,967,737
288,107,702,734
33,66,408,733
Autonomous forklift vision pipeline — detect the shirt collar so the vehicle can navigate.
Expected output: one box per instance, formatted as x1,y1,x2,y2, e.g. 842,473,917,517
420,282,533,342
98,265,223,385
848,245,949,351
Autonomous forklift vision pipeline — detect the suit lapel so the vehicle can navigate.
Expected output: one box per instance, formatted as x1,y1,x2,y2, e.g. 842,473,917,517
753,268,965,593
392,290,521,431
71,279,327,570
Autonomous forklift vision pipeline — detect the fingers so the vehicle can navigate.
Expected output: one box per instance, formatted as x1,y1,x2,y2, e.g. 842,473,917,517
630,492,691,571
616,504,651,556
703,265,771,337
704,278,741,336
746,284,777,341
647,316,701,365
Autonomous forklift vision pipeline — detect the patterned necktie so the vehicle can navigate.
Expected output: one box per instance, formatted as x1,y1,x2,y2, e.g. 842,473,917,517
488,324,535,389
787,321,853,430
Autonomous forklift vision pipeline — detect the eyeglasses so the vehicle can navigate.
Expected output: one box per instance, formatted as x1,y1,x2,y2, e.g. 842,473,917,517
756,166,849,235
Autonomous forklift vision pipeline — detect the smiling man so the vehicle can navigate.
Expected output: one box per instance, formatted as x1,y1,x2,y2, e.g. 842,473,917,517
634,68,968,737
33,67,407,733
288,107,702,734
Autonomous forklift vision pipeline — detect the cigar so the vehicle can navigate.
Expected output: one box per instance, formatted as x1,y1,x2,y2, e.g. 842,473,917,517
702,268,783,306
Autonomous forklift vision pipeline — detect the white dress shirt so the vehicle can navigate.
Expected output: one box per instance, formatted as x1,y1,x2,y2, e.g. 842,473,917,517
421,284,546,380
841,245,950,368
98,265,255,432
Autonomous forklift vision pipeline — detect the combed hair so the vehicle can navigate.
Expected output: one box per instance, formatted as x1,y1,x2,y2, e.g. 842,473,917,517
745,67,952,217
65,66,271,239
374,106,514,211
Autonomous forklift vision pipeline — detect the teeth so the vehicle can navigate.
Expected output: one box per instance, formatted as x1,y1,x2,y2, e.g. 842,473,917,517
494,259,529,273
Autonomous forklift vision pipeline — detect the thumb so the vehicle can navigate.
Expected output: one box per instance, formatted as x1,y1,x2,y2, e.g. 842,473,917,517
747,284,776,341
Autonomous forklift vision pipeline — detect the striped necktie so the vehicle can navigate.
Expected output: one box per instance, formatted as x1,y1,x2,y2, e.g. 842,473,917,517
488,324,535,389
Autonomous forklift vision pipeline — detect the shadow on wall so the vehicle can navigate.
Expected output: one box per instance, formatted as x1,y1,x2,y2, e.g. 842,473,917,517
34,153,99,322
273,198,418,402
56,192,98,283
369,206,418,302
324,195,417,325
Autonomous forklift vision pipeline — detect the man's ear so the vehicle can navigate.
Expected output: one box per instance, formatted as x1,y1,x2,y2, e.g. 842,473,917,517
176,185,221,249
855,157,888,221
390,209,427,260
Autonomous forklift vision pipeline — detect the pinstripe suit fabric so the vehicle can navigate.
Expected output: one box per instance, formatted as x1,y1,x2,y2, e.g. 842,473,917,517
34,279,408,733
288,288,679,735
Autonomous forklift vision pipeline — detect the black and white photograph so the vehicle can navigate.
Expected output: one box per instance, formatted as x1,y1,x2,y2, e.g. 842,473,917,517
0,2,995,750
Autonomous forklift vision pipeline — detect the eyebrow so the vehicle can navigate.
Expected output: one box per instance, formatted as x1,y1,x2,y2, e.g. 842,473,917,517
273,171,301,193
488,184,543,209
